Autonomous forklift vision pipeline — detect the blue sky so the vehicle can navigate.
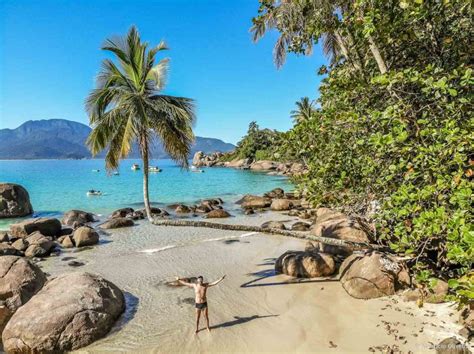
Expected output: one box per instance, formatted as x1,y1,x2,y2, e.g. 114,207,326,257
0,0,326,144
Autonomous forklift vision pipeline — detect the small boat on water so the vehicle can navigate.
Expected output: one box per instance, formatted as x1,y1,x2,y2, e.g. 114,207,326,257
86,190,102,196
149,166,162,172
91,169,100,172
190,165,204,173
131,163,140,171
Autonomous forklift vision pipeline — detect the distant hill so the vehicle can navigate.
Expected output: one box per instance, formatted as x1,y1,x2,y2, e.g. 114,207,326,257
0,119,235,159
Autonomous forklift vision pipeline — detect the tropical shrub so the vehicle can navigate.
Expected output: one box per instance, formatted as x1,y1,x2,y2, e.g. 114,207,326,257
252,0,473,302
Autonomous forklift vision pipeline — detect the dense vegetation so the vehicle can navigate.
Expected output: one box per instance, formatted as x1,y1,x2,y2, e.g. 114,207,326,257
249,0,473,304
221,121,284,161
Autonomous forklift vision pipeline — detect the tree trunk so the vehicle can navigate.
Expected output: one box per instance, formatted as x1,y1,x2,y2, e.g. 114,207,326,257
335,30,362,74
152,219,387,251
368,35,388,74
141,138,153,222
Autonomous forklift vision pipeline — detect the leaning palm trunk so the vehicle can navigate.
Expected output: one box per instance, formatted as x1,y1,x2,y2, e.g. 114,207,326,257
152,219,386,251
335,30,363,74
141,137,153,222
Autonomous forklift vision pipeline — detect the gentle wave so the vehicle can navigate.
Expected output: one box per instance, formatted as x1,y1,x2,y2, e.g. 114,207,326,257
138,245,177,254
138,231,259,254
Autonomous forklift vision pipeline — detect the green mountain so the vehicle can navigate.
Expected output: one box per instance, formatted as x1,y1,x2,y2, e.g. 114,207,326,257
0,119,235,159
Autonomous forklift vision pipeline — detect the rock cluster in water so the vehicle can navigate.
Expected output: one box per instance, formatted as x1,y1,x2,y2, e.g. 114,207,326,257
191,151,308,177
1,209,100,259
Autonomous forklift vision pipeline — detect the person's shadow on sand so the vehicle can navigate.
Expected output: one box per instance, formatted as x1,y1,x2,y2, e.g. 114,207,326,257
209,314,278,330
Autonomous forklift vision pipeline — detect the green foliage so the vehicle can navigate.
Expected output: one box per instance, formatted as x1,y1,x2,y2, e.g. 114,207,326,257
225,121,284,161
253,0,473,303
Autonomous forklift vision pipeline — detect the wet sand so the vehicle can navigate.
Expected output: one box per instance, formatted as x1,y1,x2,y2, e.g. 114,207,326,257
38,212,466,353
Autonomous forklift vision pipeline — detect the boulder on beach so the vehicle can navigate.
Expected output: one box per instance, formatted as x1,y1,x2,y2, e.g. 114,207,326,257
62,209,95,227
275,250,336,278
264,188,285,199
73,226,99,247
0,256,47,333
270,199,294,211
110,207,134,219
261,221,286,230
2,272,125,353
61,235,75,248
238,195,272,209
11,238,28,252
101,217,134,229
0,243,23,256
10,217,62,238
291,221,311,232
310,208,370,256
24,232,54,258
205,209,231,218
435,337,471,354
225,158,251,168
0,183,33,219
402,279,449,304
339,251,410,299
175,204,191,213
250,160,277,171
0,231,9,243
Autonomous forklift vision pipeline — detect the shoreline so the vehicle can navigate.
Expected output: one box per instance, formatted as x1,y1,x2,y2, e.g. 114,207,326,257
32,211,468,353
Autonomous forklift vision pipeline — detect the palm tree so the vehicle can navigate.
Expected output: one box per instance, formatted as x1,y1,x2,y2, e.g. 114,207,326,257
86,26,196,222
291,97,315,123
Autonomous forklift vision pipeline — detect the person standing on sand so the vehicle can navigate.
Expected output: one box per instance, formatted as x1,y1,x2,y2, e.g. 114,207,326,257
176,275,226,334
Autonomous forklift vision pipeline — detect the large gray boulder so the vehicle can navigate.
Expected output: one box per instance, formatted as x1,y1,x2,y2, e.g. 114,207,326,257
250,160,277,171
0,183,33,219
110,207,134,219
10,217,62,238
0,256,47,334
270,199,294,211
101,217,134,229
310,208,370,256
264,188,285,199
339,251,410,299
275,250,336,278
24,232,54,258
261,221,286,230
238,195,272,209
2,272,125,352
435,337,471,354
205,209,231,218
73,226,99,247
224,158,251,168
62,210,95,227
192,151,205,167
0,244,23,256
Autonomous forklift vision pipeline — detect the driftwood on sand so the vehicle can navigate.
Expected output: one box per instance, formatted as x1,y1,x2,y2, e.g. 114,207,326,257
152,219,385,250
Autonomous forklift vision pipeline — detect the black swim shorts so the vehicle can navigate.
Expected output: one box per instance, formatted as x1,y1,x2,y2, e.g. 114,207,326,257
195,302,207,310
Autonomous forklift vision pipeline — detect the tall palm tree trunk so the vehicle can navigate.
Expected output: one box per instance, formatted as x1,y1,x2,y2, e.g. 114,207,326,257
141,137,153,222
335,30,363,74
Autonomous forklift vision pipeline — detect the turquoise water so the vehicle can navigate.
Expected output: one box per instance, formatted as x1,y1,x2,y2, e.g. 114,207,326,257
0,159,291,228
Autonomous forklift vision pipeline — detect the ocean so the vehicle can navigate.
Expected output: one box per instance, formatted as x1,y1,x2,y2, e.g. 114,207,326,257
0,159,291,228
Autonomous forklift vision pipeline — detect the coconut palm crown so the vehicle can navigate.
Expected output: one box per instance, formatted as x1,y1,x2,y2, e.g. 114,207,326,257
85,26,196,221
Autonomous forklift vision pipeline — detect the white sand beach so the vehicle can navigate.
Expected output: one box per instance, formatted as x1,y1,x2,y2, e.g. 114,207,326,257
35,211,467,353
